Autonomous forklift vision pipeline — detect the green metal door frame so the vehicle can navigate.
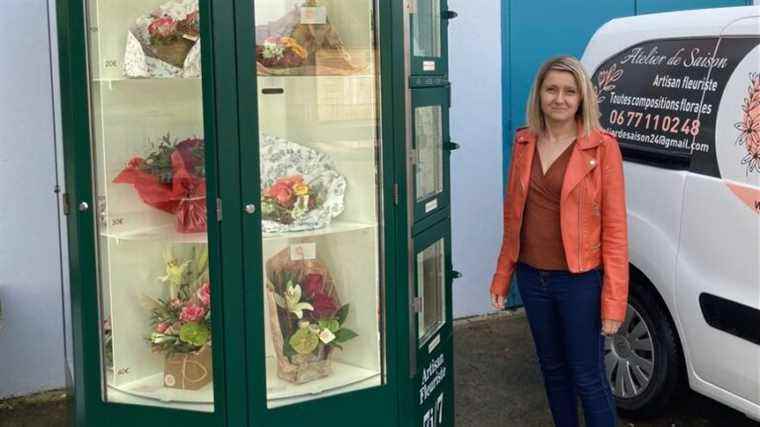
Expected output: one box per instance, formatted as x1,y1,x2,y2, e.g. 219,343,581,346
233,0,402,425
56,0,236,425
410,0,450,76
410,86,452,225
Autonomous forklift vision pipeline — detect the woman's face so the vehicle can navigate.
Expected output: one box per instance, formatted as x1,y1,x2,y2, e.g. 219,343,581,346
540,70,581,125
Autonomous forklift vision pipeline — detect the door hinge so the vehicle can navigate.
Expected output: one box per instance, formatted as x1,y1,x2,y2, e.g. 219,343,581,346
216,198,222,222
412,297,422,313
62,192,71,216
393,183,399,206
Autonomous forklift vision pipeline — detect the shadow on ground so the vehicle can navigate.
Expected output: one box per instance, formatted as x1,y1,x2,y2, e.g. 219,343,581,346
454,312,759,427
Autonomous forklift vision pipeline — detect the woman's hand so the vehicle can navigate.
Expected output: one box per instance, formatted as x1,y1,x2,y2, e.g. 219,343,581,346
601,319,623,336
491,293,506,310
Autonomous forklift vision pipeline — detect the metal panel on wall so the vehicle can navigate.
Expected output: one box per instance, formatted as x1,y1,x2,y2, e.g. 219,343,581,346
503,0,635,306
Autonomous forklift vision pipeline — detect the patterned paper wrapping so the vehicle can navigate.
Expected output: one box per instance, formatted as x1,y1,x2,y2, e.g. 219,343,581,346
260,135,346,233
265,248,339,384
123,0,202,79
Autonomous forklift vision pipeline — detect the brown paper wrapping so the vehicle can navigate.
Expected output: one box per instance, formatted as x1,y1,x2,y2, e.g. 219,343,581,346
163,344,213,390
265,247,340,384
148,38,196,69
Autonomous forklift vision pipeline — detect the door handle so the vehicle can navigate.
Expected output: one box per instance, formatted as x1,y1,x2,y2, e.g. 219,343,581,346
451,270,462,280
445,141,460,151
444,10,458,20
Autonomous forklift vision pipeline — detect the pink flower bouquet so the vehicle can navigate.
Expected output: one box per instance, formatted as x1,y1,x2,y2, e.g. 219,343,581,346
145,247,212,390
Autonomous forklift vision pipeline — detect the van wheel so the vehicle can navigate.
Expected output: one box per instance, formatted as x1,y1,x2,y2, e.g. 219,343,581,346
603,282,684,418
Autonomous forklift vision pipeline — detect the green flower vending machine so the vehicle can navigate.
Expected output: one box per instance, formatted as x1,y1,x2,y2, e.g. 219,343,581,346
56,0,457,426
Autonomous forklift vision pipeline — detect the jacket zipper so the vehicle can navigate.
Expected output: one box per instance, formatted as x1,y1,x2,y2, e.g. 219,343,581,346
578,179,584,271
515,179,526,259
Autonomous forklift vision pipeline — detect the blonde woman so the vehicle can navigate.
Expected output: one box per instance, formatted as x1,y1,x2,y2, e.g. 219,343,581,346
490,56,629,427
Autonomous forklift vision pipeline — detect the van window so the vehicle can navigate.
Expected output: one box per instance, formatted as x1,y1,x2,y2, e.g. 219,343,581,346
592,38,722,170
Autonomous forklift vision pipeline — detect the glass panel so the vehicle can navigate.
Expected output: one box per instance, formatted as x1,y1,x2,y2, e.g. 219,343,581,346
412,0,441,58
252,0,385,409
415,106,443,201
417,239,445,342
85,0,213,412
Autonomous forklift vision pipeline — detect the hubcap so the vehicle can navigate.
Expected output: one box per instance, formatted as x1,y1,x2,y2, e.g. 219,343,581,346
604,304,655,399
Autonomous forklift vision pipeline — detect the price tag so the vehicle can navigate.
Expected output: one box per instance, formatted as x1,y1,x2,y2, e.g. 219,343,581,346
290,243,317,261
301,6,327,24
427,334,441,353
425,198,438,213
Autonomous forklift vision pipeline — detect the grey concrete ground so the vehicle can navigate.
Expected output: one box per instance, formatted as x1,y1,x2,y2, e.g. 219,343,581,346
454,312,760,427
2,312,758,426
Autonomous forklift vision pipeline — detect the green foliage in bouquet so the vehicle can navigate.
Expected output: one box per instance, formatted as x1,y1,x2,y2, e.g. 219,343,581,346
267,270,358,361
146,247,212,355
138,134,205,184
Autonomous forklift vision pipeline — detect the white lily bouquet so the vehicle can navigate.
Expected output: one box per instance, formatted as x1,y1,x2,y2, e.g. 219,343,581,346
265,247,357,384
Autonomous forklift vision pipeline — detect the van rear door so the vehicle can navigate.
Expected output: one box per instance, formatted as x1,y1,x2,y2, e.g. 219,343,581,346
675,27,760,411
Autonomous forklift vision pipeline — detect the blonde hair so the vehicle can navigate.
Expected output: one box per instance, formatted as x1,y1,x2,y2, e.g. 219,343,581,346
525,56,601,137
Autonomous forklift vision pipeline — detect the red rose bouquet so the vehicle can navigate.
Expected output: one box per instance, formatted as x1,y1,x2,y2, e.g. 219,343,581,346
265,248,358,384
114,134,207,233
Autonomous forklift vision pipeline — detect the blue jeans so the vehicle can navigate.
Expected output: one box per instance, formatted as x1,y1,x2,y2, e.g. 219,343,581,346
516,262,617,427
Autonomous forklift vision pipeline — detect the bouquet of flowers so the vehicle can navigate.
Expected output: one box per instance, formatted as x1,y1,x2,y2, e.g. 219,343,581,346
114,134,207,233
124,0,202,78
145,11,199,68
265,248,357,384
256,36,308,70
261,175,320,225
103,317,113,369
254,4,364,76
145,247,212,390
259,135,346,233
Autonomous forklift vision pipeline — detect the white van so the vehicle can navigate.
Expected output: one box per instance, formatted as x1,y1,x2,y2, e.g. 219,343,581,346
582,6,760,421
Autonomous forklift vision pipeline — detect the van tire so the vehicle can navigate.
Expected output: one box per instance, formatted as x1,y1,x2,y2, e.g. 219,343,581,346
612,281,685,419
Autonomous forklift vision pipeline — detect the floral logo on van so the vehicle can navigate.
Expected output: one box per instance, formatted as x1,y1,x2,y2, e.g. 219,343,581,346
734,75,760,175
594,63,624,103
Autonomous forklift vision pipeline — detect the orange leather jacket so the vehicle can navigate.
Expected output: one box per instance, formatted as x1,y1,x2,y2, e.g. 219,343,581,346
490,127,629,322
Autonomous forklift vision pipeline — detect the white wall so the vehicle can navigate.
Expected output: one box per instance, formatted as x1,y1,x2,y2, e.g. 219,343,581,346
0,0,67,398
448,0,503,318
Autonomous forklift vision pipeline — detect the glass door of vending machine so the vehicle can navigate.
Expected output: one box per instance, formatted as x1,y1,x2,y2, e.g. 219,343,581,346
57,0,231,425
236,1,400,426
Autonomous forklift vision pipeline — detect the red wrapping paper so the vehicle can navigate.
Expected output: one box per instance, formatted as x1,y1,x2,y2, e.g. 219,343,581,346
114,138,207,233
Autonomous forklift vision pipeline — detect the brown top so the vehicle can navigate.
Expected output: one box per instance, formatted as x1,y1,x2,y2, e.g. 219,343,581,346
518,142,575,271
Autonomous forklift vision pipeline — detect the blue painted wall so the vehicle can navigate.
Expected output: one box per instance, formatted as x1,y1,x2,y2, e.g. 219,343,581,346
500,0,750,307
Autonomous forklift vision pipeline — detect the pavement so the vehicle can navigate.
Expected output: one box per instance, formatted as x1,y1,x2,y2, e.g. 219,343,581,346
2,312,758,427
454,311,760,427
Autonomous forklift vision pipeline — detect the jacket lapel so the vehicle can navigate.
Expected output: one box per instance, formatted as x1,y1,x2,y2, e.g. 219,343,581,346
561,130,602,202
513,131,535,194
